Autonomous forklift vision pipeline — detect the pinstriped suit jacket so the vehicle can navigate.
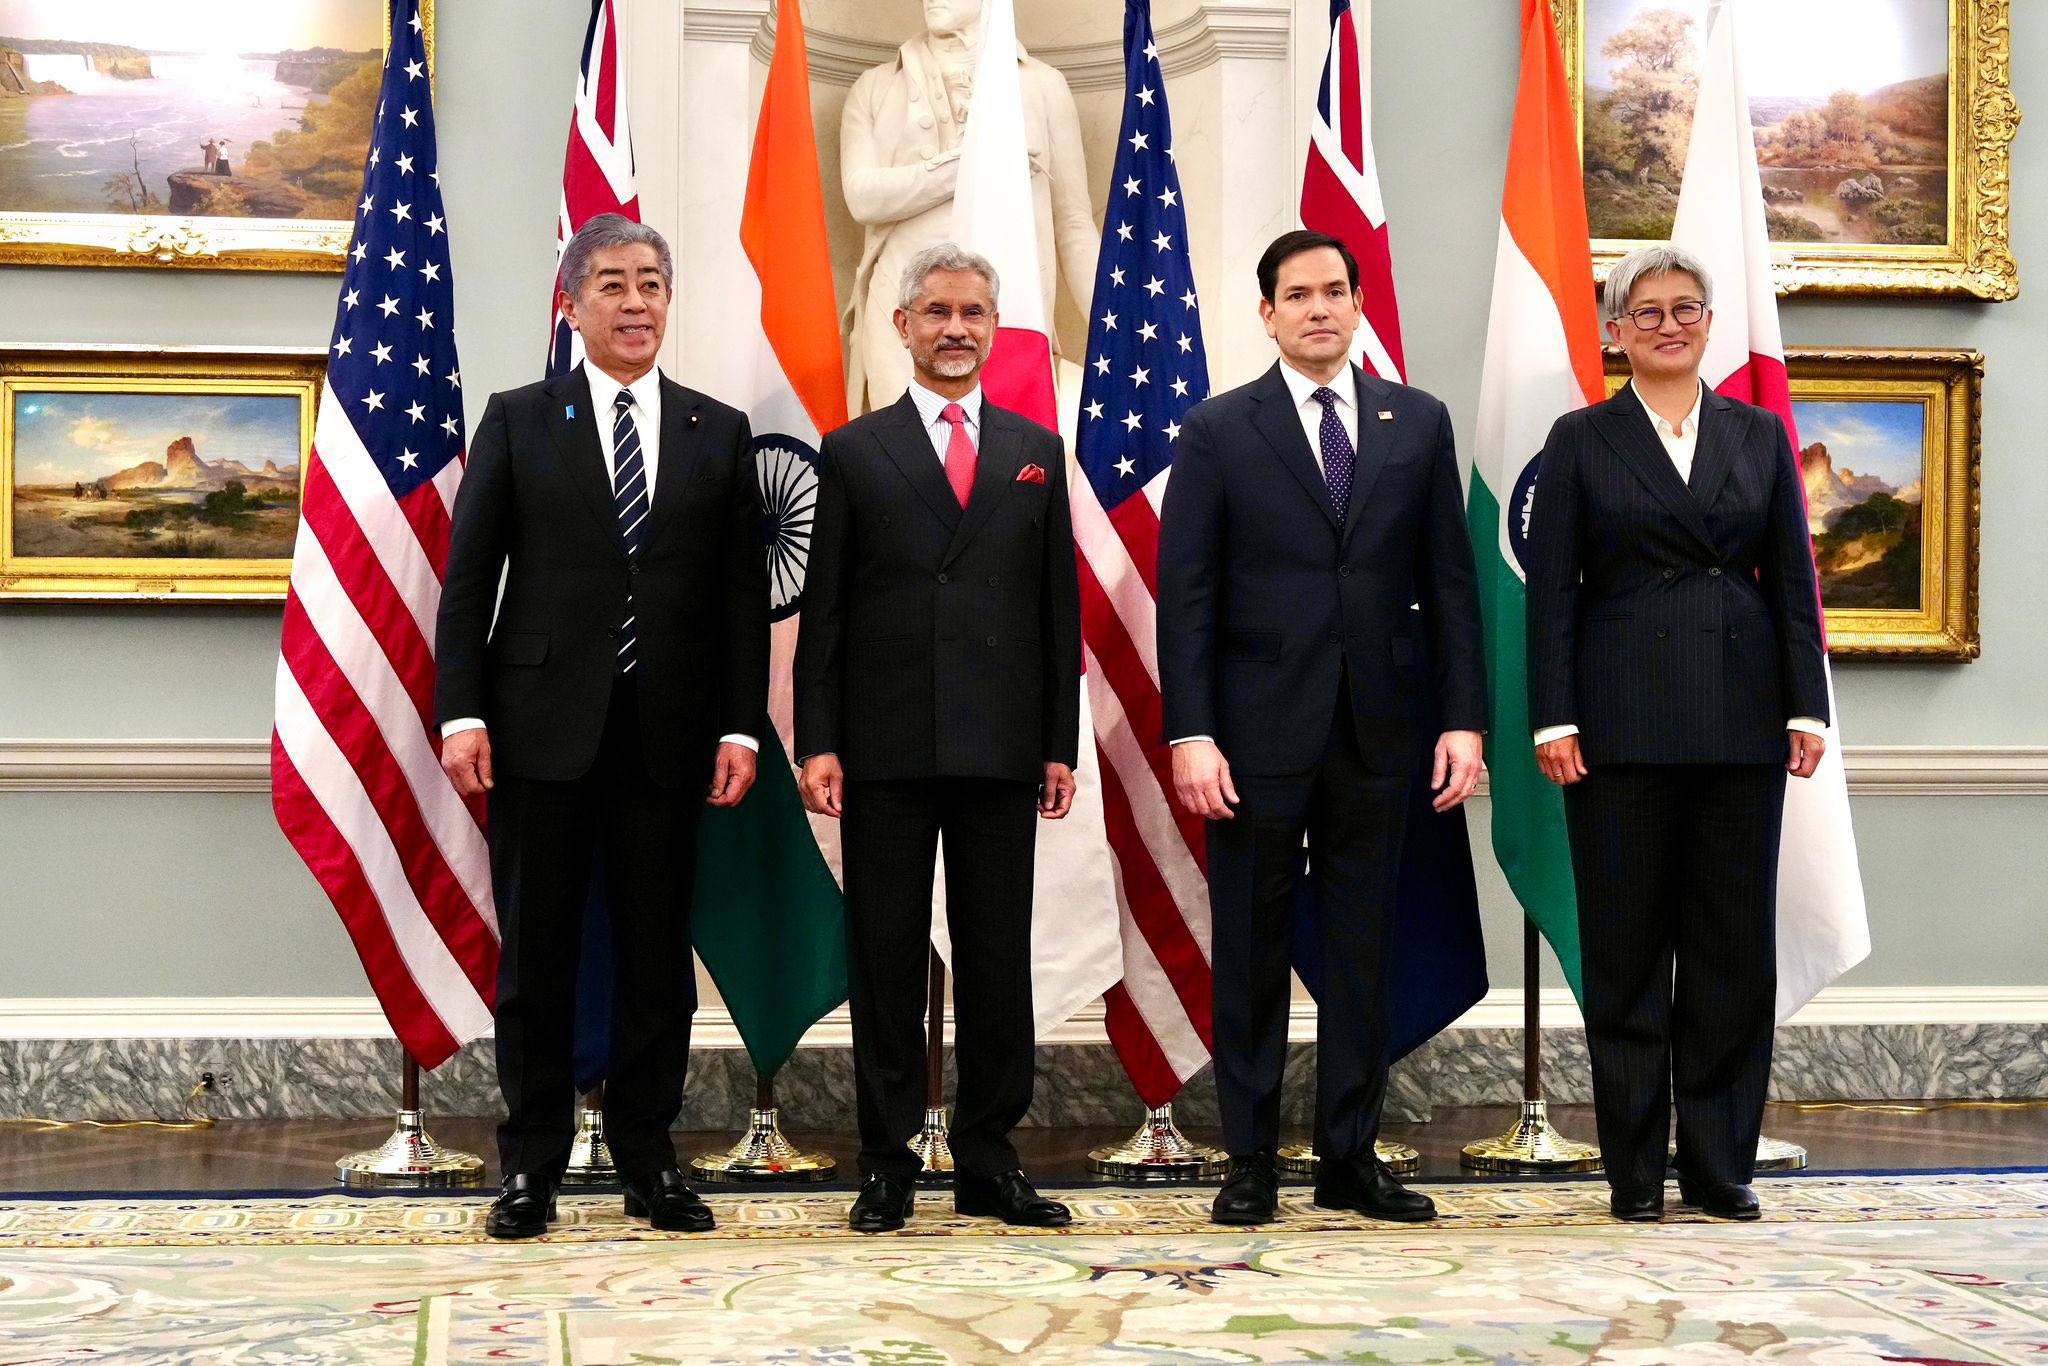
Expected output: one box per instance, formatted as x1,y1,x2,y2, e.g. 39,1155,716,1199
1525,383,1828,767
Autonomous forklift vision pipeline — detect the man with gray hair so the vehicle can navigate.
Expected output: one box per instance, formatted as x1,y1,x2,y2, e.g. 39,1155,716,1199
438,213,770,1239
794,241,1083,1233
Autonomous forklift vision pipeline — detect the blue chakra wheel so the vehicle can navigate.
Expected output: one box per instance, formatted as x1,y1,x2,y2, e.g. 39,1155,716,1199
754,431,819,623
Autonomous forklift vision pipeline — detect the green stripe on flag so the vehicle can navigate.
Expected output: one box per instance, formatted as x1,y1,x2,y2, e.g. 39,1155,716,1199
1468,473,1584,999
692,730,847,1077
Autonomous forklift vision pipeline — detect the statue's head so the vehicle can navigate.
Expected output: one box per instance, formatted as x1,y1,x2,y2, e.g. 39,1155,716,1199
894,242,1000,385
923,0,983,38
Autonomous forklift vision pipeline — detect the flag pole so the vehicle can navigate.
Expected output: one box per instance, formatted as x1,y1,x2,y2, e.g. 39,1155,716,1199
336,1052,485,1189
1086,1100,1226,1180
909,946,954,1182
692,1070,838,1184
1460,921,1601,1173
561,1084,617,1185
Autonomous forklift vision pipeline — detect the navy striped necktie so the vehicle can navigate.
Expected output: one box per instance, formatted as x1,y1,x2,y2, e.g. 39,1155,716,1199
611,389,647,674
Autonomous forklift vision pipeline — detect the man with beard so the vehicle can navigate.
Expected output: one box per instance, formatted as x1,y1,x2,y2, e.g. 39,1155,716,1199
794,242,1083,1233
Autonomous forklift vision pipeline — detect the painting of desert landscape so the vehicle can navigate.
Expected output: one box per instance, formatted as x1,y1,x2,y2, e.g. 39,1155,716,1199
1583,0,1949,246
10,390,302,560
0,0,382,220
1794,398,1925,612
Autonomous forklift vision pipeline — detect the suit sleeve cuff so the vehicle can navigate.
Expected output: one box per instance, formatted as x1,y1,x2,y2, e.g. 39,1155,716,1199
1169,735,1215,746
718,733,759,752
1786,717,1827,737
440,717,486,739
1532,724,1580,746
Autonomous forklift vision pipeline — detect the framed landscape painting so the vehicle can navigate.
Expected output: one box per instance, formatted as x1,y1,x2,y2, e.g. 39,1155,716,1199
1,346,323,599
0,0,431,271
1602,347,1981,659
1554,0,2019,298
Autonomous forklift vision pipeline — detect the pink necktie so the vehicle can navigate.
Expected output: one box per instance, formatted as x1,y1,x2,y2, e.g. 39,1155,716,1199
940,402,977,507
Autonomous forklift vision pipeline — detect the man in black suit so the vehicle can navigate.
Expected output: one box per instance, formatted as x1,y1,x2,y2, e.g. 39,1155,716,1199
794,242,1082,1233
1158,230,1487,1225
437,215,769,1239
1526,244,1830,1223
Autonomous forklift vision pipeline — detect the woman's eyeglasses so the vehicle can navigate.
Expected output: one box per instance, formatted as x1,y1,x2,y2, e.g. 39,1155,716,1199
1621,300,1707,330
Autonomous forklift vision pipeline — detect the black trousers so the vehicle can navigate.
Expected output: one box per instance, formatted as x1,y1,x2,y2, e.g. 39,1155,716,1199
842,776,1037,1180
487,680,701,1181
1207,689,1410,1161
1564,762,1787,1192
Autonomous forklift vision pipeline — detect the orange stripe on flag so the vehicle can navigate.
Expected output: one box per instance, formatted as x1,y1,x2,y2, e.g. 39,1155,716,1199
740,0,846,435
1503,0,1604,406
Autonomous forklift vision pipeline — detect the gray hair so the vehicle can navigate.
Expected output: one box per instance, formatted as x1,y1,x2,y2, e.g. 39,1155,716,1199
896,242,1000,312
558,213,674,299
1601,244,1714,323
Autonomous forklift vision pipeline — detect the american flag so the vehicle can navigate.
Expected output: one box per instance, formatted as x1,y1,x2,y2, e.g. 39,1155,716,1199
1076,0,1218,1108
271,2,497,1070
548,0,639,378
1302,0,1405,382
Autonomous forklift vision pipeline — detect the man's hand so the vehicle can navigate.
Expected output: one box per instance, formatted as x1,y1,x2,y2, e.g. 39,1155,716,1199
1431,729,1485,812
1536,734,1587,787
799,754,844,818
441,728,493,797
707,741,758,807
1787,729,1827,779
1171,740,1238,820
1039,763,1076,819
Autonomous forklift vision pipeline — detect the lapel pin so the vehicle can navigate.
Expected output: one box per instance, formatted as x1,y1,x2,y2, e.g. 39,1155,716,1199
688,412,700,427
1378,410,1394,421
566,404,576,420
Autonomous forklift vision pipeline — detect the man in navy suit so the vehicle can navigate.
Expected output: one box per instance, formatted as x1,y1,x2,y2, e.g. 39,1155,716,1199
1158,230,1487,1225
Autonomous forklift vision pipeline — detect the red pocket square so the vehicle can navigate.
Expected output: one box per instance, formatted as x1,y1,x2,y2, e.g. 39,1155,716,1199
1017,464,1047,484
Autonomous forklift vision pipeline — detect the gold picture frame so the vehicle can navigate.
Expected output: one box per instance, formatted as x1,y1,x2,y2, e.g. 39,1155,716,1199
0,1,431,272
1603,347,1982,660
1,346,324,600
1555,0,2020,298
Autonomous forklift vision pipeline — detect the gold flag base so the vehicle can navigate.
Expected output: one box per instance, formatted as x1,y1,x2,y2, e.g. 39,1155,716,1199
1085,1105,1227,1180
560,1103,618,1187
1461,1099,1603,1173
1276,1139,1421,1177
1669,1134,1810,1172
336,1108,486,1189
909,1104,954,1184
691,1107,838,1184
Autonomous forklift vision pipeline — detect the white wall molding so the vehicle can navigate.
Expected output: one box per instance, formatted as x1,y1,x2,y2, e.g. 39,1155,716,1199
6,739,2043,796
3,985,2039,1047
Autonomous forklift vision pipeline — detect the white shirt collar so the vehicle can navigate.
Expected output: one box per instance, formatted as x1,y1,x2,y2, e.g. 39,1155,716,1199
582,358,662,419
908,379,982,428
1277,359,1354,412
1631,378,1704,439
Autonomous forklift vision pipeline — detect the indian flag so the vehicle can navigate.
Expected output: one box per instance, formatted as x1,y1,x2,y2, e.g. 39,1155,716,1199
1467,0,1604,995
689,0,848,1078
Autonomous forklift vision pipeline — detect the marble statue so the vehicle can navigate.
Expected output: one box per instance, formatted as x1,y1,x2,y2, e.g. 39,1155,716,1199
839,0,1099,414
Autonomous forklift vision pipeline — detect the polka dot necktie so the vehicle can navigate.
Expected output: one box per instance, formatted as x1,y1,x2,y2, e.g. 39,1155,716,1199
1311,386,1355,526
611,390,647,674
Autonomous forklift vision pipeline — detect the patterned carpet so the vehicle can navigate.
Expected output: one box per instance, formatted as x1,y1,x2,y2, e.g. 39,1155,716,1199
1,1173,2044,1363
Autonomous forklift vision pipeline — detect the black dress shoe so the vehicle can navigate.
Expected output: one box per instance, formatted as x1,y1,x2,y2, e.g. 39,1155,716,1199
955,1169,1072,1227
1678,1178,1761,1220
485,1173,556,1240
620,1167,715,1232
849,1173,916,1233
1609,1185,1666,1222
1210,1153,1279,1225
1313,1155,1437,1223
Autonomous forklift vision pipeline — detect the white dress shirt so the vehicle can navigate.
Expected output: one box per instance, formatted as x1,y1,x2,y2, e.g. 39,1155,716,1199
906,378,984,464
442,358,755,752
1532,379,1822,748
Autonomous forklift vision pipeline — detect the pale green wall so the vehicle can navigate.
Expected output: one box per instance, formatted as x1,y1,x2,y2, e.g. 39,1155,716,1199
0,1,2041,1001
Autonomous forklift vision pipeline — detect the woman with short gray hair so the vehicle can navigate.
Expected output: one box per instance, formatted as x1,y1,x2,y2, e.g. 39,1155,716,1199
1522,242,1831,1226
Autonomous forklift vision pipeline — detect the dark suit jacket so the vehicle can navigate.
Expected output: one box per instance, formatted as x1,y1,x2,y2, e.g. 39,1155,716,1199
1157,362,1487,777
434,367,769,786
1525,383,1829,766
793,391,1082,783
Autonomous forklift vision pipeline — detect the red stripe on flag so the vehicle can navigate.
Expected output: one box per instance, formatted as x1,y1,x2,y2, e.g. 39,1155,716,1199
1104,981,1188,1109
280,597,499,1003
1302,154,1406,379
271,737,462,1068
1094,749,1213,1042
1336,12,1364,171
396,475,452,580
299,453,438,728
594,1,619,131
1105,489,1162,601
981,326,1057,430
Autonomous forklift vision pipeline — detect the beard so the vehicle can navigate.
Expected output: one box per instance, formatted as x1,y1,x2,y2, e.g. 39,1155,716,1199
924,343,983,378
